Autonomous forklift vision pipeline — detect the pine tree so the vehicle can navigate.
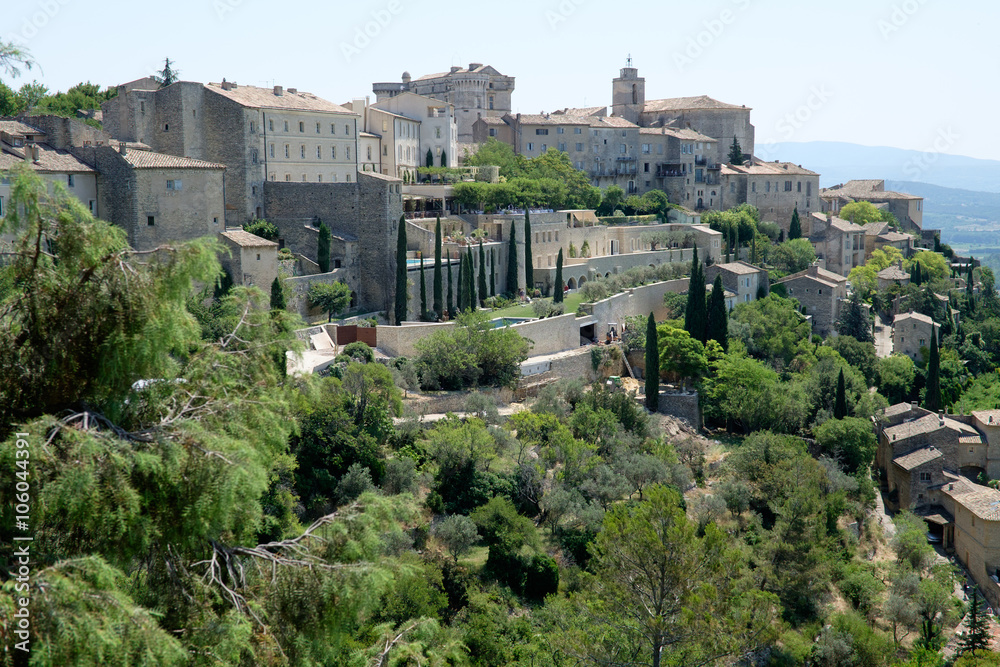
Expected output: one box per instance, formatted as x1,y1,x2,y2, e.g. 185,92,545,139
506,221,518,297
447,250,455,317
524,211,534,293
490,248,496,297
317,221,331,273
433,216,443,317
789,207,802,240
645,312,659,412
478,241,487,307
925,331,942,412
554,248,564,303
836,291,874,343
467,246,476,310
957,589,992,656
728,136,743,165
155,57,179,87
834,369,848,419
419,256,428,321
684,246,707,344
269,276,285,311
706,274,728,351
394,215,407,324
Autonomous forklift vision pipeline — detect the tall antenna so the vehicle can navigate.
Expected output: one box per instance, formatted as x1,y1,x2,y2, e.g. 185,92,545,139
626,54,633,67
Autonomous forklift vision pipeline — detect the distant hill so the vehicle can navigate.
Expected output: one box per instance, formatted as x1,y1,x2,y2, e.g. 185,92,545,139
760,141,1000,193
884,181,1000,248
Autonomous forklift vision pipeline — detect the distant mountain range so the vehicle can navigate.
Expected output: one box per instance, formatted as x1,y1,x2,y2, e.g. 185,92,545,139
758,142,1000,248
761,141,1000,193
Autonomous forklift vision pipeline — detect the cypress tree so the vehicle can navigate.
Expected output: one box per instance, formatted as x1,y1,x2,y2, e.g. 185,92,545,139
707,274,728,351
684,246,707,343
645,312,659,412
789,207,802,240
441,150,447,168
446,250,454,317
467,246,476,310
967,260,975,305
433,215,443,317
456,253,467,312
554,248,564,303
834,369,848,419
317,221,331,273
478,241,487,307
925,330,942,412
419,256,428,321
426,148,433,168
912,260,922,286
490,248,496,297
506,221,518,297
394,215,407,324
270,276,285,311
524,210,534,293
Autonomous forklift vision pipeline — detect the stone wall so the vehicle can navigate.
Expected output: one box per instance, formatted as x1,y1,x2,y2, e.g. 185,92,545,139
377,321,455,358
286,269,354,320
582,279,689,340
19,115,111,150
655,390,702,429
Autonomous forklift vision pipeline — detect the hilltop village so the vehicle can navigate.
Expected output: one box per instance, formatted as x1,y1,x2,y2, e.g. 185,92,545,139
6,58,1000,665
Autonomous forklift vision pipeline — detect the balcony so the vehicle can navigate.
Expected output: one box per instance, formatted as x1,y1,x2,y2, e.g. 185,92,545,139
616,155,637,162
695,156,707,166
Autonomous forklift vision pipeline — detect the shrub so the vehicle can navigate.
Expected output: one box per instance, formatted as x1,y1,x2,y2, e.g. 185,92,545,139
243,218,279,241
341,341,374,364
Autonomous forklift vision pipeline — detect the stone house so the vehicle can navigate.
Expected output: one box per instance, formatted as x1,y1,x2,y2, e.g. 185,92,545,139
773,265,848,337
877,260,910,290
102,79,362,226
371,91,458,171
892,311,939,361
472,116,514,146
704,261,767,307
345,99,420,181
0,119,98,219
807,212,865,277
638,126,718,206
821,179,925,234
719,161,820,228
219,229,278,289
373,64,514,143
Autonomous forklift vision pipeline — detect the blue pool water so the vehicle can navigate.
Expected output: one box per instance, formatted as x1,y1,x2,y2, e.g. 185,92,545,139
489,317,531,328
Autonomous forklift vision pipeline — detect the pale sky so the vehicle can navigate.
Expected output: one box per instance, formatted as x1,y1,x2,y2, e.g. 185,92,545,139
4,0,996,160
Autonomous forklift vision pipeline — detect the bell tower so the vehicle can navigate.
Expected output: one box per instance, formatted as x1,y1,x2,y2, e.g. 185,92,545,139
611,55,644,124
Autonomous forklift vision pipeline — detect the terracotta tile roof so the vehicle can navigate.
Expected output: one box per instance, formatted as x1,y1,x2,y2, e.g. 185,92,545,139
942,476,1000,521
879,232,912,243
884,413,978,443
414,64,501,81
643,95,748,112
862,221,890,235
516,114,591,126
120,150,225,170
478,117,509,125
359,131,380,138
960,435,985,444
877,265,910,280
639,126,715,142
775,273,839,290
776,265,848,285
590,116,639,129
972,410,1000,425
362,171,402,182
0,143,95,173
0,120,45,137
552,106,606,117
206,83,356,115
822,180,921,201
894,311,936,327
884,403,918,419
723,161,818,176
711,261,762,275
894,446,943,471
220,230,277,247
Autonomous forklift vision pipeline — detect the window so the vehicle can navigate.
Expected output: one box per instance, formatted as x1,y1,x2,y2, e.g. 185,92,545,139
298,121,304,133
166,179,183,191
256,253,261,261
784,180,792,192
576,142,584,151
766,182,771,193
213,216,218,224
620,144,627,154
332,146,337,159
269,119,274,131
367,145,372,160
284,144,290,158
251,149,258,164
920,472,932,482
163,124,169,131
318,174,322,183
644,163,649,172
332,174,337,182
489,95,495,110
283,121,289,132
541,144,547,152
346,147,351,160
317,146,322,159
536,129,549,135
67,174,75,187
147,215,155,226
919,339,926,346
345,124,351,135
489,128,497,137
346,174,351,183
797,181,802,193
527,142,534,152
88,199,95,213
269,144,275,158
574,127,582,134
559,143,567,152
642,143,651,154
300,145,306,159
435,127,441,139
250,121,255,133
285,174,291,181
316,122,321,133
302,174,307,182
557,127,565,134
331,123,336,134
140,101,145,114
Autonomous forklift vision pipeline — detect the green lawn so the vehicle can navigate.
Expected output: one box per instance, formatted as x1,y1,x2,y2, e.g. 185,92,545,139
491,293,586,319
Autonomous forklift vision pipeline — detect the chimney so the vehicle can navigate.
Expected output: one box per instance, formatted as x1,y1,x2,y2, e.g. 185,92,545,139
118,142,127,156
450,66,461,74
273,85,283,96
469,63,482,70
287,88,297,94
221,81,233,91
23,145,31,163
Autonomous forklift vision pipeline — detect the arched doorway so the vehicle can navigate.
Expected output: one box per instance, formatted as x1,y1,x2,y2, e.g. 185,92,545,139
567,277,577,289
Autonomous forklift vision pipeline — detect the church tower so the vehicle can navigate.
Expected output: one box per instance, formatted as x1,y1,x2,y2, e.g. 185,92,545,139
611,57,645,124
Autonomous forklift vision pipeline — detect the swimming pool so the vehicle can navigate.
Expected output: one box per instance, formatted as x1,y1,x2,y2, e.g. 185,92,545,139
489,317,531,328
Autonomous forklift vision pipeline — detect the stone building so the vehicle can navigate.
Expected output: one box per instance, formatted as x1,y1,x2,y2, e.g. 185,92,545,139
637,126,718,204
262,171,403,315
877,260,910,290
719,161,820,228
345,98,420,181
102,79,361,225
892,311,939,361
472,116,514,146
373,65,514,143
219,229,278,289
821,180,925,234
78,144,226,252
0,119,97,218
807,212,865,277
610,65,754,167
773,265,848,337
704,261,767,307
371,91,458,170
